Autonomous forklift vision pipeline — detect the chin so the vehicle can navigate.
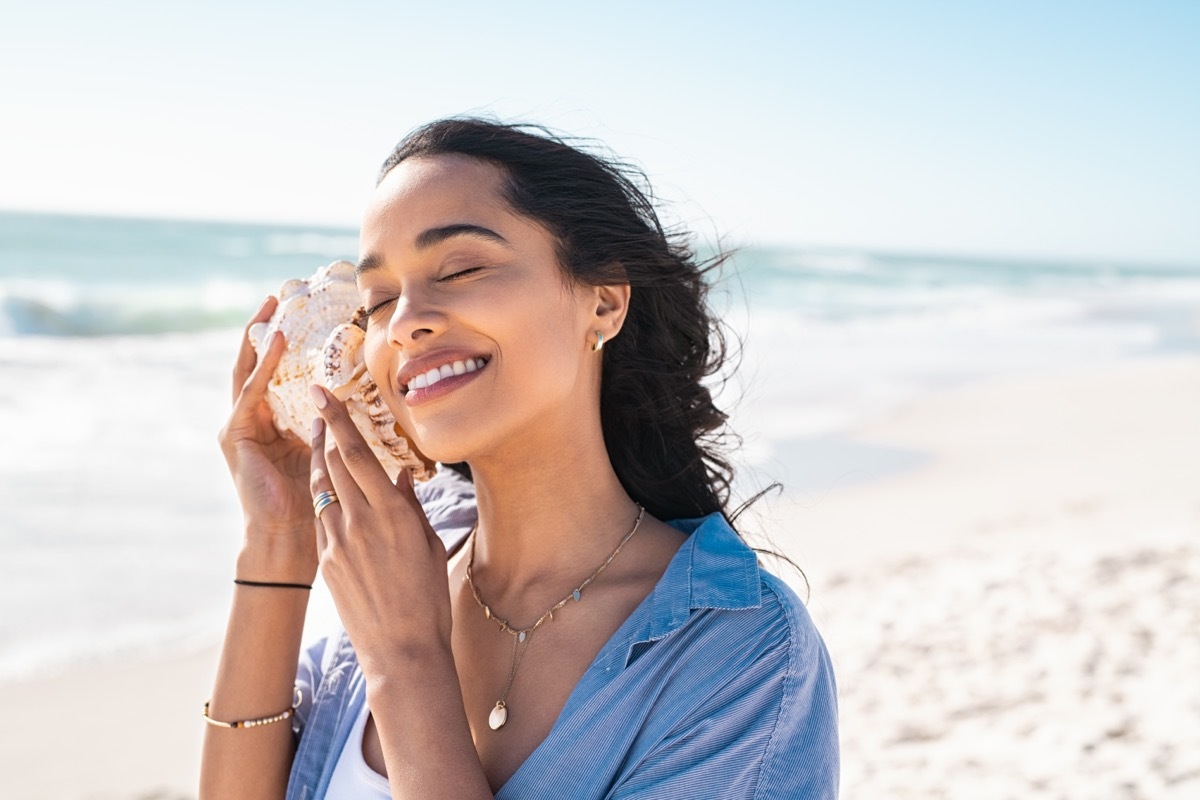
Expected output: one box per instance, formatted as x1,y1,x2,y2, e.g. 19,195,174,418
403,419,481,467
393,392,541,468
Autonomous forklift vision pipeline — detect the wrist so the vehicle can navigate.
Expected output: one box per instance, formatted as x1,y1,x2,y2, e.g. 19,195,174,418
236,537,317,585
360,633,453,681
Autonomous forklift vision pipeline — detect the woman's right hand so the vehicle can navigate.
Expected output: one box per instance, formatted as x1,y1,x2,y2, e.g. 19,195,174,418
218,296,318,582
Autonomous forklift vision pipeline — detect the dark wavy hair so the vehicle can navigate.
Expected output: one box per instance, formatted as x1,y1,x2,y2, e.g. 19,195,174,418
377,118,740,523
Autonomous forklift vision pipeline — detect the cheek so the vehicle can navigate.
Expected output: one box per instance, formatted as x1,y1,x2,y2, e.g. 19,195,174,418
363,330,387,381
363,332,404,410
497,308,588,396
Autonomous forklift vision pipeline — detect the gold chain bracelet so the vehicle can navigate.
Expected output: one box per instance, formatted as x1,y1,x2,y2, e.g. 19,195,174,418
203,687,302,729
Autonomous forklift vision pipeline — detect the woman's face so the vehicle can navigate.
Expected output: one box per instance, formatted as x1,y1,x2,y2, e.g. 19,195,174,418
356,154,612,464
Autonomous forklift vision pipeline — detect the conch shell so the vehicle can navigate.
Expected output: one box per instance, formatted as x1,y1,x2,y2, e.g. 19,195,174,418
248,260,435,482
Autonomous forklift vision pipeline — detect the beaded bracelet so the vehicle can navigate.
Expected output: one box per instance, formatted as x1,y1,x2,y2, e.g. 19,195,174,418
203,687,303,729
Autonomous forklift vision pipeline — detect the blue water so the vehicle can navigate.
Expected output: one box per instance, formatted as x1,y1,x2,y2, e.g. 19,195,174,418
4,209,1199,342
0,211,358,335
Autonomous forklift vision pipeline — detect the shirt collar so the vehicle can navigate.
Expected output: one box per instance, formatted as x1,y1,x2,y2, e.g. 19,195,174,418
621,512,763,664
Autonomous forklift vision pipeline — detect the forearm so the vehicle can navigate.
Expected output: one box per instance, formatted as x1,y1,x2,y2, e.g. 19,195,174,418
199,541,313,800
367,643,493,800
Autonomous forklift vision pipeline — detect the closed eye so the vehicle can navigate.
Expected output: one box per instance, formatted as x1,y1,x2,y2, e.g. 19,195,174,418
363,267,486,318
439,266,486,281
364,298,394,317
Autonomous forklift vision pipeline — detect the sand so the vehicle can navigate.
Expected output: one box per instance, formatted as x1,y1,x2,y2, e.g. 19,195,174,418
2,354,1196,799
0,645,219,799
769,354,1200,799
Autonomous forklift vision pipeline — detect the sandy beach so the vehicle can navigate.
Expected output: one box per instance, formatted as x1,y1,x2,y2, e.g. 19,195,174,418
779,354,1200,798
2,353,1196,799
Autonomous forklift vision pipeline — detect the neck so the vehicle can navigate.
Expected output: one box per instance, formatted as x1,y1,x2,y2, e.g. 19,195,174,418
464,419,642,594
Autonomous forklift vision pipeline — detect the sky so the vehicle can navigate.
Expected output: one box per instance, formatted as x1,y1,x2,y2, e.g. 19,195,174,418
2,0,1197,263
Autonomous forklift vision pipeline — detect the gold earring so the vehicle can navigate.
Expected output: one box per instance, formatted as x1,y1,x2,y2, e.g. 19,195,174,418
592,330,605,352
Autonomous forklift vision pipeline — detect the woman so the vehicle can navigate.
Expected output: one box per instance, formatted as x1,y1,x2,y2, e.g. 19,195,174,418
200,119,838,799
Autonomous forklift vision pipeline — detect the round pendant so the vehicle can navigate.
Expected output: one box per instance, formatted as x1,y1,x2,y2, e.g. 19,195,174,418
488,701,508,730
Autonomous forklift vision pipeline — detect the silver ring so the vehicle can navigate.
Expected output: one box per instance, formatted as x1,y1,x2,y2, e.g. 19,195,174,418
313,490,339,518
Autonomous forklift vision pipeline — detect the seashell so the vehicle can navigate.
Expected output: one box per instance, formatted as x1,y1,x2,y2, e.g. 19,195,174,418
247,260,435,482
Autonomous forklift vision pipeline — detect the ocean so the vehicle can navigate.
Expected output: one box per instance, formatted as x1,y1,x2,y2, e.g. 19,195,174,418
1,209,1198,684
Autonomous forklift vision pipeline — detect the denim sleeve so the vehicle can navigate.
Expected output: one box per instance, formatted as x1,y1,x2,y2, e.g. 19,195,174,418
753,600,839,799
414,463,478,551
608,583,840,799
291,632,334,740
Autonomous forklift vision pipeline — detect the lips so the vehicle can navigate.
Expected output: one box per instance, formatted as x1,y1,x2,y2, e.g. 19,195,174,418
396,347,494,410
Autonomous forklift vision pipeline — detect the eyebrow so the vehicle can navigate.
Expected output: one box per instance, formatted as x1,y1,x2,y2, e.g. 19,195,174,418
355,224,513,278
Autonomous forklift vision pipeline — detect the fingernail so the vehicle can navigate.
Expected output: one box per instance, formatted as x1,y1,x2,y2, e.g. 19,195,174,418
309,384,328,409
271,330,284,347
312,416,324,439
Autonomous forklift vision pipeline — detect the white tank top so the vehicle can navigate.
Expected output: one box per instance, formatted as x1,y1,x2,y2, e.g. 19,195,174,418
325,701,392,799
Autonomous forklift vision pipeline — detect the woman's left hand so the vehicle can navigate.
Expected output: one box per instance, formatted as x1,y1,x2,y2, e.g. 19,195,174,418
307,384,454,672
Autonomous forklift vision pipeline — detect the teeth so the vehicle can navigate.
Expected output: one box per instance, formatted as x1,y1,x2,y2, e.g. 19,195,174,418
407,357,487,392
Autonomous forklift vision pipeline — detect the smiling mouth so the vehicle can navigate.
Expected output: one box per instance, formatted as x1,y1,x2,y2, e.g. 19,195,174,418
404,357,490,392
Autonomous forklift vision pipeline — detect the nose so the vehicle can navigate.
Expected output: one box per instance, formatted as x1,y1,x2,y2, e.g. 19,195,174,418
385,290,445,349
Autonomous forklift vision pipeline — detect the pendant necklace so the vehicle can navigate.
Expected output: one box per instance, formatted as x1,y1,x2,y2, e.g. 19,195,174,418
465,504,646,730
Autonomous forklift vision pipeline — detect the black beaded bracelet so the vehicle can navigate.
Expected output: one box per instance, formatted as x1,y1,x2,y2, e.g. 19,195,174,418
233,578,313,590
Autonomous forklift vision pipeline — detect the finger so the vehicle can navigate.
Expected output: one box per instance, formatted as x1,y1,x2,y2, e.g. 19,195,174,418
231,328,286,422
395,465,416,494
309,384,395,502
310,416,336,553
311,414,365,544
232,295,278,405
321,431,369,517
391,465,425,516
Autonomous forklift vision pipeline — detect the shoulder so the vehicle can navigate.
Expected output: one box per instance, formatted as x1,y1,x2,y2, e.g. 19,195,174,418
758,569,831,680
659,512,833,678
618,513,839,798
752,573,840,798
666,563,837,734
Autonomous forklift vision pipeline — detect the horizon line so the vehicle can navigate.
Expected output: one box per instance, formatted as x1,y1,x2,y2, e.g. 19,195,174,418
2,205,1197,271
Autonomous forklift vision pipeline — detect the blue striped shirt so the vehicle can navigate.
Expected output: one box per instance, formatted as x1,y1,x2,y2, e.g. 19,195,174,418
287,467,839,798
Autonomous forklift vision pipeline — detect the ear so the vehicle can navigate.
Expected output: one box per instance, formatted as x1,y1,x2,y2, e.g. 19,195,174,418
590,282,631,342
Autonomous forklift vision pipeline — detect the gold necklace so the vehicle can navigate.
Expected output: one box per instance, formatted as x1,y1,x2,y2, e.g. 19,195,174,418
465,504,646,730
